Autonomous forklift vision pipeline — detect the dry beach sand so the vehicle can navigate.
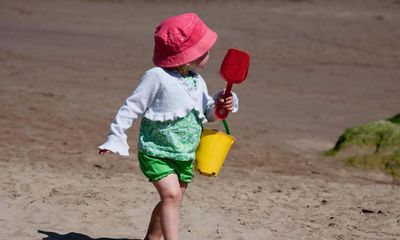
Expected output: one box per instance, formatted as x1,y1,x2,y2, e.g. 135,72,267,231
1,0,400,239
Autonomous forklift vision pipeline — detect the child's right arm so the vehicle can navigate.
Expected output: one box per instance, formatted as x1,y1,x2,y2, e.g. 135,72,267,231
98,71,161,156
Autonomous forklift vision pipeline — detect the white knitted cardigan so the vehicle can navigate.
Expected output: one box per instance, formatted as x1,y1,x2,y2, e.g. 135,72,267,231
99,67,239,156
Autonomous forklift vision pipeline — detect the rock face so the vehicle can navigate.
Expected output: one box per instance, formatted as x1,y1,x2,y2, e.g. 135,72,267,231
327,114,400,179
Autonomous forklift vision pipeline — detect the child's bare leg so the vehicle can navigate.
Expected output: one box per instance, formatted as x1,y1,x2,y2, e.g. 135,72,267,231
144,202,162,240
145,174,188,240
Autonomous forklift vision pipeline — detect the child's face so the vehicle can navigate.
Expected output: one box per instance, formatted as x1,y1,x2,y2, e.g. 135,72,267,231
192,51,210,70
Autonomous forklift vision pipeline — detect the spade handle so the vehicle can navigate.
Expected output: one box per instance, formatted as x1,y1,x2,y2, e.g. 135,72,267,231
215,83,233,120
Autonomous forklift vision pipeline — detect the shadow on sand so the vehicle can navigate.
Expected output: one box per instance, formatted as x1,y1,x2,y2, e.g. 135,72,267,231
38,230,141,240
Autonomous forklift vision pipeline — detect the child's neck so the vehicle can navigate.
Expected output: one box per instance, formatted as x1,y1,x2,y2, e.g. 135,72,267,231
176,65,193,77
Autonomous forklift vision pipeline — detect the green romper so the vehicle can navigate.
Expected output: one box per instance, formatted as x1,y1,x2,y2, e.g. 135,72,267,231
137,75,202,182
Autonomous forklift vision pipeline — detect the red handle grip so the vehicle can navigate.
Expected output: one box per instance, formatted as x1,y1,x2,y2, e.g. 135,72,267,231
215,103,229,120
215,83,233,120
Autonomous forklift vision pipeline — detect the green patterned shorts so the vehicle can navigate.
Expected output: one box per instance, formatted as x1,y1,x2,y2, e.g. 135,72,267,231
138,152,194,182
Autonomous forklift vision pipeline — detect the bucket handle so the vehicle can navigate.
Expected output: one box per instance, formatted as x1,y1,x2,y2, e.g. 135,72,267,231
222,119,231,135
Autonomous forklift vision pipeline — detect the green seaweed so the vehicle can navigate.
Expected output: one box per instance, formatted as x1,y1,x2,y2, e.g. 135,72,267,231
345,150,400,178
387,113,400,124
326,113,400,179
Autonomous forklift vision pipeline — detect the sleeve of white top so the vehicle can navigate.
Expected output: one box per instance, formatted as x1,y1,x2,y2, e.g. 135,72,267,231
205,92,216,122
196,77,216,122
98,71,161,156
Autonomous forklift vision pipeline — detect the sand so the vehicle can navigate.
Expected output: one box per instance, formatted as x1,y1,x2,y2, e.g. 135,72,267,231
1,0,400,239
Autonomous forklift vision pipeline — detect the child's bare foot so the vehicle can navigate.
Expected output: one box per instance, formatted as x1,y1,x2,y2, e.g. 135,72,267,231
98,149,111,155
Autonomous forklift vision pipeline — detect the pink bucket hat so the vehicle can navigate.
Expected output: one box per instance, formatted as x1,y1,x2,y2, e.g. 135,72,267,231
153,13,218,68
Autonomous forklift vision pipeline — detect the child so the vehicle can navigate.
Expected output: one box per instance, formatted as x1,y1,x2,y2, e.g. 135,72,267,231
98,13,238,240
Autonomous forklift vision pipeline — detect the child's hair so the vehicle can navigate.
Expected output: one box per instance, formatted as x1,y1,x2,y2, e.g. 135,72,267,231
153,13,217,68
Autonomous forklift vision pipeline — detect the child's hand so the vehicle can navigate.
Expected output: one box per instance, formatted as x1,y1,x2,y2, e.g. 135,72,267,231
219,95,234,112
99,149,112,155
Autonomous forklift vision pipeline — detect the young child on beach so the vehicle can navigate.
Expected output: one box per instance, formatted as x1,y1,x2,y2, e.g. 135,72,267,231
98,13,238,240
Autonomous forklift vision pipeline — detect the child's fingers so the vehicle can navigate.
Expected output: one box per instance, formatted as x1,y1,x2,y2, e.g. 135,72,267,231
225,96,234,101
219,96,234,103
218,96,234,111
222,99,234,107
223,98,234,105
224,104,234,111
223,102,234,111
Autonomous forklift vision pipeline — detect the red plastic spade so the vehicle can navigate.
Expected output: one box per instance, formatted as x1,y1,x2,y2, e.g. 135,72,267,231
215,48,250,120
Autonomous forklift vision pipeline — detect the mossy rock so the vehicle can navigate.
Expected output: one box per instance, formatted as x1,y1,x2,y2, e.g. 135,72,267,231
388,113,400,124
327,113,400,179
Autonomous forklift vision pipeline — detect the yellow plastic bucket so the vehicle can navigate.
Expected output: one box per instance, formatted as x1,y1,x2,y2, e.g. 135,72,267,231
195,128,235,176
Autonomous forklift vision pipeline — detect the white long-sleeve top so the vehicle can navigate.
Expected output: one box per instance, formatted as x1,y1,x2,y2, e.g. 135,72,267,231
99,67,239,156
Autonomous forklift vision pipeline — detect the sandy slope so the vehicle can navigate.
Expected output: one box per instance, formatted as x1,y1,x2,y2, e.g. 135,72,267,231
1,0,400,239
